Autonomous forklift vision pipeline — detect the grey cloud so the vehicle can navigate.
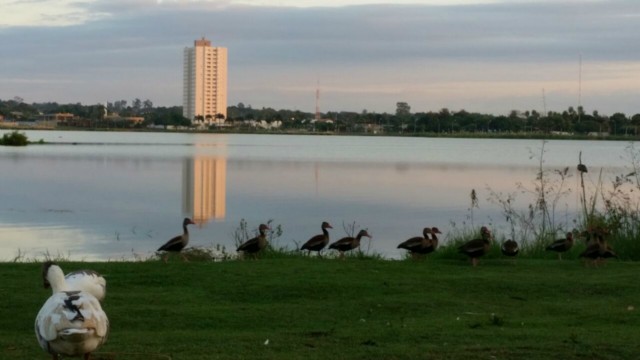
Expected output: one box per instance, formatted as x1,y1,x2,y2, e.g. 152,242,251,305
93,1,640,64
0,1,638,114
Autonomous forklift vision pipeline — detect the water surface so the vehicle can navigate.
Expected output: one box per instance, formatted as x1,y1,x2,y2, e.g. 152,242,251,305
0,130,634,260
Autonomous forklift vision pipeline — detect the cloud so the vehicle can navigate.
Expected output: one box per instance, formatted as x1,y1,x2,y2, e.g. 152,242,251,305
156,0,498,8
0,0,109,28
0,0,638,115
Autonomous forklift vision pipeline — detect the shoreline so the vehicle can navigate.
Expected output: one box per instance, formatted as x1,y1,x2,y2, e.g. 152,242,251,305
1,124,635,142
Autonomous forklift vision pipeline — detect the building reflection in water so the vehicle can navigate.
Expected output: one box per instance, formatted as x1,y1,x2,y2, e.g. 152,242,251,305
182,156,226,224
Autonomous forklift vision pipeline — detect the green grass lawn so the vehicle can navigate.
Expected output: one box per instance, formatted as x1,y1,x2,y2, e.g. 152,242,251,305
2,257,638,359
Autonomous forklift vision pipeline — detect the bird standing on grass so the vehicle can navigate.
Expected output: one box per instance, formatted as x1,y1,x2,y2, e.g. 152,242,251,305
157,217,196,262
501,239,519,257
598,236,618,263
417,227,442,255
545,232,574,260
329,229,372,258
501,239,519,263
580,231,602,266
301,221,333,257
580,228,617,266
237,223,271,259
37,263,109,360
397,227,433,258
458,226,492,267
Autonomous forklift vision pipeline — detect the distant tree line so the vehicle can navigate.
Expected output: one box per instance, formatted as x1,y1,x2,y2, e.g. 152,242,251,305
2,97,639,136
0,97,189,129
227,101,640,136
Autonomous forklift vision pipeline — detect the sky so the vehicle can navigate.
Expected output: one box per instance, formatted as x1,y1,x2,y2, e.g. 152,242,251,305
0,0,638,116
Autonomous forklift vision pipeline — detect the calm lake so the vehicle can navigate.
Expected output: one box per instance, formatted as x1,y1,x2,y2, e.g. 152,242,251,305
0,130,635,261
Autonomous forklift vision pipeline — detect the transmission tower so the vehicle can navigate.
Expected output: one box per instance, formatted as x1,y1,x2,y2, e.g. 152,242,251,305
315,80,320,122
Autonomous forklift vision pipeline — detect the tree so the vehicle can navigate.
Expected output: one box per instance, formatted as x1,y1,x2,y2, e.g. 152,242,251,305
415,111,439,133
0,131,29,146
143,99,153,113
631,114,640,135
132,98,142,114
610,112,628,135
395,102,411,117
169,113,191,128
395,102,411,133
113,100,127,112
438,108,455,133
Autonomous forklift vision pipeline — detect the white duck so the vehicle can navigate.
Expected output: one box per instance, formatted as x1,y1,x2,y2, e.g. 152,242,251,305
42,261,106,302
36,264,109,360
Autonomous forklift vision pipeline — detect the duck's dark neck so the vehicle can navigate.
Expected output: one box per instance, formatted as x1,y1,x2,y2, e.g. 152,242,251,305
183,224,189,235
322,227,329,237
259,229,267,238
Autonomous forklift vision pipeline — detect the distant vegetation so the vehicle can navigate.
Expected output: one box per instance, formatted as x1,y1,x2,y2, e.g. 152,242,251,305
0,130,28,146
2,97,640,137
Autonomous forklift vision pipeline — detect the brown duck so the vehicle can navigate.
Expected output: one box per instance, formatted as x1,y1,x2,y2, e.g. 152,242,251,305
237,224,271,258
301,221,333,256
580,231,602,266
545,232,574,260
416,227,442,255
501,239,519,257
580,229,617,266
458,226,492,267
397,227,433,258
157,217,196,262
329,229,372,258
599,239,618,261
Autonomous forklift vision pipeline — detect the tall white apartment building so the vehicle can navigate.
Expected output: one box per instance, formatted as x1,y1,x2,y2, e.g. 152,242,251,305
183,37,228,127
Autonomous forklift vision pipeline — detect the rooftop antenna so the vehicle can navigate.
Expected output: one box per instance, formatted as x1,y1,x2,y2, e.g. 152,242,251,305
542,88,547,117
578,53,582,122
315,80,320,122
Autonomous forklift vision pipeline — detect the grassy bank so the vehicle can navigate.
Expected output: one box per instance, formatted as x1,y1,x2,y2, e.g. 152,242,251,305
2,258,638,359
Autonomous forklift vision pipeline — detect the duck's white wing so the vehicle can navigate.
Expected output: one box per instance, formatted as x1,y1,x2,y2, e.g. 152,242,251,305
65,270,107,302
82,294,109,337
35,293,64,343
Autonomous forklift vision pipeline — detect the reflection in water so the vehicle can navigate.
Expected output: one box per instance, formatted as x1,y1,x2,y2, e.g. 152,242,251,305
1,132,637,261
182,157,227,224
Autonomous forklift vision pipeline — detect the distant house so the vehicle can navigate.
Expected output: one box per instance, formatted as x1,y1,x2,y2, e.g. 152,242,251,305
10,111,24,120
241,120,282,129
104,113,145,125
588,132,610,137
311,118,334,124
122,116,145,124
363,123,384,134
40,113,76,122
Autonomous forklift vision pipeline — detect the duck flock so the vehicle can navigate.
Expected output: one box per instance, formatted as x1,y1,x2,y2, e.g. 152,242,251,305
33,218,616,359
159,217,617,266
